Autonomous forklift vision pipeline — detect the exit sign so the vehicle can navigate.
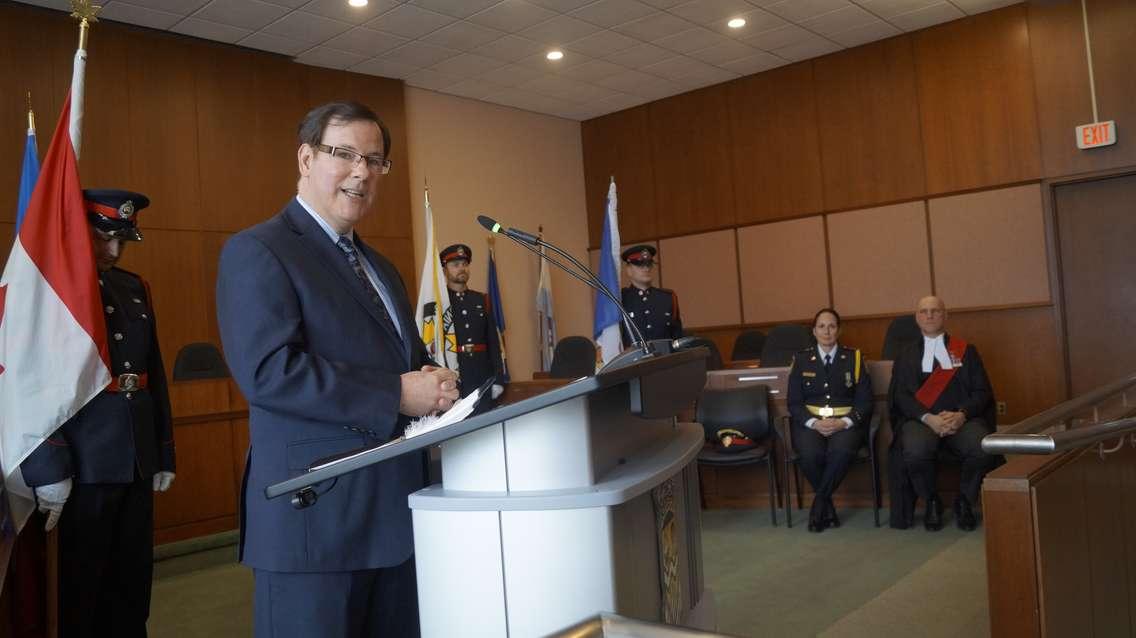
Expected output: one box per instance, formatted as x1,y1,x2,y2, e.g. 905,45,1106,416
1076,120,1117,149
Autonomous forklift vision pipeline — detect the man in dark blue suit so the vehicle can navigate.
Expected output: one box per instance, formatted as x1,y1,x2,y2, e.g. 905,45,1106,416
216,101,459,638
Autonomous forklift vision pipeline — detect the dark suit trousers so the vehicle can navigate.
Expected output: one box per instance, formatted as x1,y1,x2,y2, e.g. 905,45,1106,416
791,425,865,501
254,557,420,638
58,478,153,638
899,418,999,504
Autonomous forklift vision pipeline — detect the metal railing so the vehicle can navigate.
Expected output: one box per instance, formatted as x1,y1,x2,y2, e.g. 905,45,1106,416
981,372,1136,456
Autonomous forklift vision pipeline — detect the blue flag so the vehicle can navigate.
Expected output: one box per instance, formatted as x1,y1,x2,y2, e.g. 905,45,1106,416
486,245,509,383
593,180,622,364
15,119,40,233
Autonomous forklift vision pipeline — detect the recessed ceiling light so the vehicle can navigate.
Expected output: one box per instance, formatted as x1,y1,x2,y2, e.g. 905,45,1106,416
546,50,564,61
348,0,368,7
727,18,746,29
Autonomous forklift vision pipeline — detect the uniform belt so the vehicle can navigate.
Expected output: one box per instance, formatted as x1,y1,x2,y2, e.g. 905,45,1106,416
460,344,488,353
806,405,852,417
107,372,148,393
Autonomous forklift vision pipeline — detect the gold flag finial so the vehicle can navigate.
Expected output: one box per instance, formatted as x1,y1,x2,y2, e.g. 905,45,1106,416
70,0,102,49
26,91,35,133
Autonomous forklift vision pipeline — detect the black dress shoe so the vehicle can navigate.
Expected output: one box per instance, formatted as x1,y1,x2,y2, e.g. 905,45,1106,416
955,496,977,531
825,499,841,529
924,495,943,531
808,499,826,533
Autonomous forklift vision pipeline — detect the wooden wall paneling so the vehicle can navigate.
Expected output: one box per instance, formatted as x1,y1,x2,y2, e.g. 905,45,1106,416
193,43,260,234
649,85,736,236
1033,452,1093,635
153,419,238,531
76,25,136,193
827,201,931,317
727,63,824,225
250,55,308,227
581,106,657,247
0,223,12,249
231,417,250,497
360,235,417,291
833,315,894,362
0,5,64,223
167,379,230,419
1029,0,1136,177
982,464,1045,638
928,183,1050,308
125,31,202,232
658,230,740,329
736,218,830,324
814,35,926,211
914,5,1042,194
1082,447,1134,634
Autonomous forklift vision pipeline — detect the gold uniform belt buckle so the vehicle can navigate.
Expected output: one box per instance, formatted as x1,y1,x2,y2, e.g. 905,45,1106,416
118,373,140,392
819,405,835,418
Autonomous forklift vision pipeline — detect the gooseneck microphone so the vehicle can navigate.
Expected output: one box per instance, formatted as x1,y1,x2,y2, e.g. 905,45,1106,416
477,214,653,363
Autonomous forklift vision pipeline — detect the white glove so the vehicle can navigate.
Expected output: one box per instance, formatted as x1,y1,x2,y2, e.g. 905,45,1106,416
153,471,176,492
34,478,72,532
491,384,504,400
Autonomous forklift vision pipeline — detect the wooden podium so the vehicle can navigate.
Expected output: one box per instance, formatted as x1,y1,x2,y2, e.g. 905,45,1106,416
410,350,712,637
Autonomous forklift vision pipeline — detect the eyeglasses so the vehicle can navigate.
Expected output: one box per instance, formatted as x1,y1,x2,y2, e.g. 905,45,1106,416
315,144,392,175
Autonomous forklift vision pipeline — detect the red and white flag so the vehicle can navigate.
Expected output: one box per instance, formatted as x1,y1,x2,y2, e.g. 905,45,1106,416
0,89,109,537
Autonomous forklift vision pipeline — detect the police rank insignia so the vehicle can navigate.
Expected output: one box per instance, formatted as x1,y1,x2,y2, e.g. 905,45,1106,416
118,200,135,219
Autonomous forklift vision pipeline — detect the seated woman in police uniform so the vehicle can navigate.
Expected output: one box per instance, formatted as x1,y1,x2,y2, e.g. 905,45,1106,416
786,308,873,532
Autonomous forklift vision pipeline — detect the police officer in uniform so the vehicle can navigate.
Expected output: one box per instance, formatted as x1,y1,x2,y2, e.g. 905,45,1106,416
786,308,872,533
438,244,504,412
21,189,175,637
620,245,682,344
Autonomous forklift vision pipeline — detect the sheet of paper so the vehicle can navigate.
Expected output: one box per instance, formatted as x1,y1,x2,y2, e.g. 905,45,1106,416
404,386,482,439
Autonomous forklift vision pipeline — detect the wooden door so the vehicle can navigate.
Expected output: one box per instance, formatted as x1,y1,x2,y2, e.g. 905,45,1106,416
1055,173,1136,395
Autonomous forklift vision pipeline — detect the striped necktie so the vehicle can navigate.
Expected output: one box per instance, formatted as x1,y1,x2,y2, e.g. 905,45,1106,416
335,236,401,341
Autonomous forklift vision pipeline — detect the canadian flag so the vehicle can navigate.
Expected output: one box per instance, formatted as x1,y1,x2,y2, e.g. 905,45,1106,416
0,91,111,535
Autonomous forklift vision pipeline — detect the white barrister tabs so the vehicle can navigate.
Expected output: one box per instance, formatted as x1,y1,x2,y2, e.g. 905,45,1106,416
410,350,713,638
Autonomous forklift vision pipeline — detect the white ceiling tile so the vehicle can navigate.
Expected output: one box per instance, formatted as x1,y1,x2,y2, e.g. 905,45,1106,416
444,77,511,101
519,14,602,46
193,0,288,30
410,0,503,19
765,0,852,22
637,0,685,8
640,55,720,82
669,0,762,27
773,36,842,61
802,5,881,37
238,30,311,54
677,67,738,89
473,34,546,61
519,75,612,103
430,52,507,76
383,40,461,66
612,12,691,41
295,46,369,70
263,11,352,43
297,0,401,25
703,8,788,37
569,0,657,29
628,78,687,100
653,27,730,54
515,49,589,72
366,4,455,39
829,19,901,47
889,1,964,31
99,2,183,29
486,88,573,114
558,58,625,82
743,24,816,51
603,42,672,68
172,16,252,42
350,57,421,78
420,20,505,50
952,0,1022,15
563,30,640,58
524,0,595,11
467,1,557,32
479,63,545,86
855,0,941,19
719,50,788,75
323,27,410,57
685,38,758,65
12,0,73,10
405,67,465,90
266,0,308,7
102,0,209,13
593,68,678,94
585,91,648,115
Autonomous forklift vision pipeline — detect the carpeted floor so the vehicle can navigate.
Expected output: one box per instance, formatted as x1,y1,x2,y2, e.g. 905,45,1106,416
148,507,988,637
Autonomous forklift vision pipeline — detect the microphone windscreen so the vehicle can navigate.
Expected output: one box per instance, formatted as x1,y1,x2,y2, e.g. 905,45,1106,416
476,214,501,234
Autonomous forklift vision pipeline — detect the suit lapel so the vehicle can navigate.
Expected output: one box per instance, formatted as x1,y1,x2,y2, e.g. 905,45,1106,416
283,202,407,360
356,237,414,365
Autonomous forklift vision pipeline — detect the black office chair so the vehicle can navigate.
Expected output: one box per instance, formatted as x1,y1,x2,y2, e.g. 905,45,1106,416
730,330,767,361
881,315,921,360
549,336,596,379
674,336,723,371
172,342,230,381
695,385,779,526
777,413,882,528
758,324,813,367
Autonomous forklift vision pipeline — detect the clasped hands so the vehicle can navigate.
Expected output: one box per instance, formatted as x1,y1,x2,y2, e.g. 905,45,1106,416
924,410,967,437
813,418,847,437
399,365,461,416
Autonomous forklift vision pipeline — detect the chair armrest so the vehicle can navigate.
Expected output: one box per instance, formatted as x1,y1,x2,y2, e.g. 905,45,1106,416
775,414,795,455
